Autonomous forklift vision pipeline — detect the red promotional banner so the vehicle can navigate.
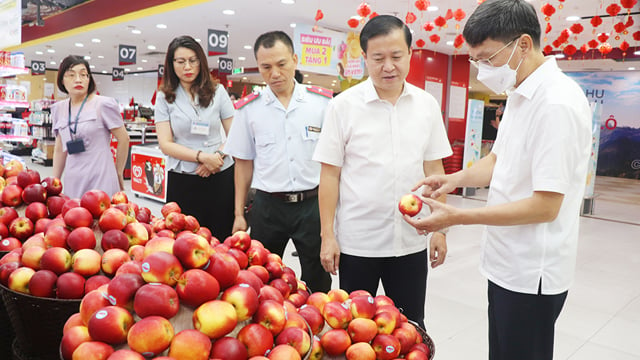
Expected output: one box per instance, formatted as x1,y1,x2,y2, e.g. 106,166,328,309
131,150,167,201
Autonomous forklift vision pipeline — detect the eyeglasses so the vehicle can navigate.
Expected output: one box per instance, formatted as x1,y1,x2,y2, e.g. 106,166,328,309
468,37,519,68
64,72,90,80
173,57,200,67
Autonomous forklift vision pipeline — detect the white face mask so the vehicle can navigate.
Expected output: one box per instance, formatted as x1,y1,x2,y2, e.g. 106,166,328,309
477,43,523,94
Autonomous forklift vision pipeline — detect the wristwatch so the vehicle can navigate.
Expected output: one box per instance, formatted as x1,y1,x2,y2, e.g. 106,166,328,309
215,150,226,158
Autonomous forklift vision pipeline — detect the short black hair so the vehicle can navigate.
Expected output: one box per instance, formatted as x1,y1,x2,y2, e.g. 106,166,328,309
360,15,412,53
463,0,541,48
254,31,295,58
57,55,96,94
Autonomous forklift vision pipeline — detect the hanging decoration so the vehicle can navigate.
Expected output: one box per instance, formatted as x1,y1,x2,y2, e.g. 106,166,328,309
633,31,640,41
541,3,555,42
313,9,323,31
597,33,609,43
543,45,553,55
625,16,634,28
613,22,627,40
590,15,603,35
406,12,417,24
599,42,613,57
558,0,565,10
444,9,453,21
605,3,621,17
429,34,441,44
563,44,577,58
369,12,379,19
620,0,637,12
569,23,584,39
453,8,466,31
580,43,589,58
588,39,599,49
415,0,429,11
416,39,426,48
434,16,447,28
347,18,360,28
453,34,465,49
423,22,434,32
357,2,372,18
545,22,553,35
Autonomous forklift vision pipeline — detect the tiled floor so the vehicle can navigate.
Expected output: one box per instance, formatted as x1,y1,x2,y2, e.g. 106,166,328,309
22,157,640,359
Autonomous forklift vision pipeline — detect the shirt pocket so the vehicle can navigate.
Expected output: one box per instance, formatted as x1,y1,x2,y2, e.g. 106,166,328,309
255,133,277,164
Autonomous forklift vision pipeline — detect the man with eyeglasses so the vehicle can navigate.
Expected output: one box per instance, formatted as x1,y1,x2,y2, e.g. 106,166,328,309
404,0,591,359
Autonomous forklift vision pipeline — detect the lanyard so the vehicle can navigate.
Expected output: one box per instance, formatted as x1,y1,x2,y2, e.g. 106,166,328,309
68,95,89,135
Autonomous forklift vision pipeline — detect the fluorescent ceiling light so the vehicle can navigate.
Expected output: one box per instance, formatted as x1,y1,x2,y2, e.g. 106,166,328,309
566,16,581,21
222,9,235,15
91,38,101,43
156,24,167,29
131,29,142,34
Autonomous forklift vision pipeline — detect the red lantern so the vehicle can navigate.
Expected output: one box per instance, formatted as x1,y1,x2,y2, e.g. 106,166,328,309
416,39,426,48
614,22,626,33
357,2,371,18
406,12,417,24
415,0,430,12
590,16,602,28
545,23,552,34
559,29,570,43
453,8,466,21
552,39,561,48
315,9,324,21
626,16,634,28
543,45,553,54
369,12,378,19
633,31,640,41
453,34,465,49
599,43,612,56
619,41,630,52
580,44,589,54
434,16,447,28
620,0,638,9
588,39,599,48
445,9,453,20
569,23,583,34
563,44,577,56
541,3,556,18
606,4,621,17
429,34,441,44
347,18,360,28
423,22,435,32
597,33,609,43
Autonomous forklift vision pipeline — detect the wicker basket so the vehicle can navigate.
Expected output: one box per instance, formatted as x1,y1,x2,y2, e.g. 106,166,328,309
0,283,81,360
408,320,436,360
0,251,13,360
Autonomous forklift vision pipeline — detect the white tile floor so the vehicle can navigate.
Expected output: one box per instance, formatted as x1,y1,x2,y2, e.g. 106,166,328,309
22,157,640,360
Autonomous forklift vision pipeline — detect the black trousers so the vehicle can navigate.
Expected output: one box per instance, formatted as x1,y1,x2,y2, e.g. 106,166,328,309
166,165,235,241
488,280,568,360
248,190,332,293
339,250,429,330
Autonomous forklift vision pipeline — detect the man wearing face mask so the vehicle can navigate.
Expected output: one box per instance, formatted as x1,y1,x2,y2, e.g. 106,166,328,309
403,1,591,359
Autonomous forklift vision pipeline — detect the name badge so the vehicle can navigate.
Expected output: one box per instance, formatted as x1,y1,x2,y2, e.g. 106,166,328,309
190,119,210,135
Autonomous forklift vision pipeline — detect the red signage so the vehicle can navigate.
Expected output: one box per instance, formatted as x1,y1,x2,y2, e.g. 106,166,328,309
131,152,166,201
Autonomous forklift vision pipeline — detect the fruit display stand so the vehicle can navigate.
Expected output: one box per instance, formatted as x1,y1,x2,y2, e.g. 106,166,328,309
0,250,13,360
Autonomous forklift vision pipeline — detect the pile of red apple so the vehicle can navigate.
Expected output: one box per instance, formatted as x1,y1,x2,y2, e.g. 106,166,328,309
0,166,434,360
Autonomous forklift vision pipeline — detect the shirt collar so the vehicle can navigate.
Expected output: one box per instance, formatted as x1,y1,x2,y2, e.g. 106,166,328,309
363,78,411,103
262,80,304,106
510,56,559,99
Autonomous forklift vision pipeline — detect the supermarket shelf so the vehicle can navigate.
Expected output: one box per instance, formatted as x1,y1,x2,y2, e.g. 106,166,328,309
0,66,29,78
0,135,31,143
0,100,30,109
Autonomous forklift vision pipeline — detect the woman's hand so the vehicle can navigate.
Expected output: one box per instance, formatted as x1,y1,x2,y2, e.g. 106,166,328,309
195,164,213,178
200,152,225,174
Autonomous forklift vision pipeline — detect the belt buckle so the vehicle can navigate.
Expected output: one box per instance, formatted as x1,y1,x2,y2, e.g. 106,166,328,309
285,193,300,203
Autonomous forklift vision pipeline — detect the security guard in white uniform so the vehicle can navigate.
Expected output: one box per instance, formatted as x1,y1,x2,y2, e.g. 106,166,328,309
224,30,332,292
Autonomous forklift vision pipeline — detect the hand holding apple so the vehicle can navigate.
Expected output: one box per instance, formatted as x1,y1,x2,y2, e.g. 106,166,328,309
398,193,422,217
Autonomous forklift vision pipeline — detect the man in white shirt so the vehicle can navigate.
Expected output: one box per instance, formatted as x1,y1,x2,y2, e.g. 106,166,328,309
313,15,452,329
404,1,592,359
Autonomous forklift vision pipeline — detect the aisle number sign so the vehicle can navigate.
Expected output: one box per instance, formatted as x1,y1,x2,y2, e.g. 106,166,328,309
158,65,164,80
218,57,233,74
208,29,229,56
31,61,46,75
118,44,137,65
112,67,125,81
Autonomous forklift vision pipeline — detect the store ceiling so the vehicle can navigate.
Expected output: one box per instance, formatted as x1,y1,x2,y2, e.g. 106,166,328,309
12,0,640,93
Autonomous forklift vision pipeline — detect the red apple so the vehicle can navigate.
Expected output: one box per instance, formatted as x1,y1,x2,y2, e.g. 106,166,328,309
371,334,401,360
268,344,302,360
306,292,330,313
348,317,378,343
71,341,114,360
114,260,142,276
227,247,249,269
110,191,128,204
46,195,66,218
141,251,183,286
60,325,92,360
128,245,145,262
270,278,291,298
405,348,430,360
393,324,419,355
28,269,58,298
123,222,149,247
234,269,264,294
127,315,174,356
80,289,112,325
0,237,21,251
40,246,72,274
7,266,35,293
175,268,220,308
275,326,311,357
349,289,373,299
20,245,46,270
237,323,274,357
143,236,175,257
81,189,111,218
64,206,94,228
196,226,212,242
134,282,180,319
320,329,351,356
34,217,52,234
209,336,247,360
160,201,181,218
398,193,422,217
87,305,134,345
247,264,270,284
22,183,47,204
107,273,145,308
43,224,70,248
350,295,377,319
67,227,97,251
182,214,199,232
71,249,102,277
63,313,84,334
327,288,349,303
105,349,145,360
265,260,284,280
205,252,239,290
373,309,399,335
168,329,212,360
192,299,238,339
24,201,48,224
61,198,81,217
323,300,353,329
172,232,211,269
224,230,251,251
165,212,185,232
42,176,63,196
298,304,325,335
17,169,41,189
135,207,152,224
284,311,308,331
221,283,259,321
374,294,395,308
100,229,129,252
0,261,19,286
259,284,285,304
9,216,34,241
346,342,377,360
3,160,23,178
0,206,19,226
101,248,130,276
98,208,127,232
57,272,86,299
84,274,111,294
253,299,287,336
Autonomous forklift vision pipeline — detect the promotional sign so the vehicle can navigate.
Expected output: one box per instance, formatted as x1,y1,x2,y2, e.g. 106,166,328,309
131,146,167,202
118,44,136,65
112,67,124,81
207,29,229,56
462,99,484,197
31,60,46,75
293,24,362,78
0,0,20,49
157,64,164,80
218,57,233,74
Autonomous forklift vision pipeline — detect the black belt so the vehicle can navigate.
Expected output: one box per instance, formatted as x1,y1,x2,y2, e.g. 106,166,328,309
258,187,318,203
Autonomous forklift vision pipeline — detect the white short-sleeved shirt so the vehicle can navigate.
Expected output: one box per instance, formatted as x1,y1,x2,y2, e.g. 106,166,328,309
481,57,592,295
313,79,452,257
224,82,331,192
154,83,235,173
